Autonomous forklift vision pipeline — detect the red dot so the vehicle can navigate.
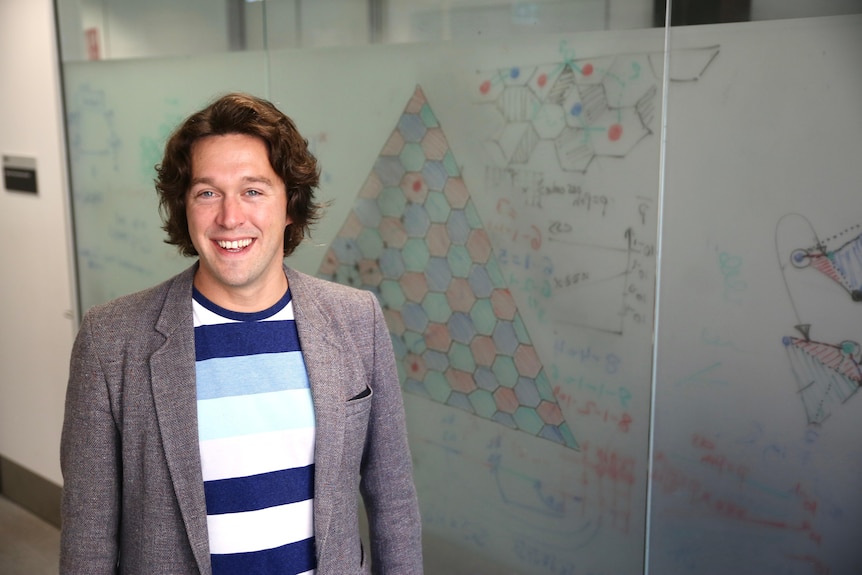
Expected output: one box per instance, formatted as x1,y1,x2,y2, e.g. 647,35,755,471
582,63,594,76
608,123,623,142
480,80,491,95
412,179,423,192
537,73,547,88
411,362,419,372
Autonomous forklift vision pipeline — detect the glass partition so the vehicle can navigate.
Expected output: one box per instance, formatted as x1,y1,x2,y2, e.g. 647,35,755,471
55,1,862,573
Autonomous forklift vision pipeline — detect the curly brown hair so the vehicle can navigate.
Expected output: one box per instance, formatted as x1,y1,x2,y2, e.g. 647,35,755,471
156,92,321,257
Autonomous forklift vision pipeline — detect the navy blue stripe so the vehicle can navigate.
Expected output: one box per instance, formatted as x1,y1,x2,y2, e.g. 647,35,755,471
211,537,316,575
194,286,292,322
195,320,301,361
204,465,314,515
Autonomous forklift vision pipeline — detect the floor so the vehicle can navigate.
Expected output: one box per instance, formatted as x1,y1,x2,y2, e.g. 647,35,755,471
0,496,60,574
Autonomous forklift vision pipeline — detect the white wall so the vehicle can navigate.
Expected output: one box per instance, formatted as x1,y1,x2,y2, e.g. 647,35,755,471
0,0,76,485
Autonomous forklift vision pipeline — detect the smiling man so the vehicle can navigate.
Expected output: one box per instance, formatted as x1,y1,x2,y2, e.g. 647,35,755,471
60,93,423,575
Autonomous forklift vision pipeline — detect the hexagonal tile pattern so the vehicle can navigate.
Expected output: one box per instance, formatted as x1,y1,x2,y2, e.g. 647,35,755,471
318,85,578,450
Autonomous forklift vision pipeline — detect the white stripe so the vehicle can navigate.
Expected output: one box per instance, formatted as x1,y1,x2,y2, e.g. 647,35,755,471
207,500,314,554
200,428,315,481
193,299,295,327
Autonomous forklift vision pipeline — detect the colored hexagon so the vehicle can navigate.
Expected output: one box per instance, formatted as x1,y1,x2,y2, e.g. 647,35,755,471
468,264,494,298
403,203,431,238
378,186,406,218
404,353,427,382
447,245,472,278
402,238,430,272
447,312,476,346
447,341,476,374
402,301,429,333
426,223,451,257
425,191,451,224
537,400,565,426
421,127,448,161
469,298,497,336
353,197,382,228
514,377,541,408
424,257,452,292
401,172,427,204
467,229,493,264
492,355,519,388
424,286,454,323
398,113,427,143
357,228,384,261
446,210,471,245
373,156,406,187
493,386,519,414
424,322,452,353
469,388,498,419
380,279,406,309
421,160,449,192
379,216,408,249
514,344,542,378
422,348,449,373
444,177,469,210
401,271,428,303
424,370,451,404
470,335,497,367
379,248,405,279
492,320,519,355
357,259,383,288
447,368,476,394
513,406,544,435
400,142,426,173
491,289,517,321
446,277,475,314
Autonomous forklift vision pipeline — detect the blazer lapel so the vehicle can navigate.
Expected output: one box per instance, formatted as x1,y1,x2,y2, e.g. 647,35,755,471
150,265,212,575
286,267,345,559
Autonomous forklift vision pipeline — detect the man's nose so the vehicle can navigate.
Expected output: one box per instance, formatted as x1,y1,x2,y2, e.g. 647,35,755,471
217,195,245,228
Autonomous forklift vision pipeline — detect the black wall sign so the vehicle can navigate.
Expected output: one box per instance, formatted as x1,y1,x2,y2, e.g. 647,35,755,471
3,155,38,195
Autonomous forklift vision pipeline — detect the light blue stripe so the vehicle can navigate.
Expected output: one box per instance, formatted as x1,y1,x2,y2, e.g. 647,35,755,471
195,352,309,400
198,389,315,441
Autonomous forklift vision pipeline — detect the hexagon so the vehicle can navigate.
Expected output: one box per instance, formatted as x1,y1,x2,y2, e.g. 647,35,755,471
447,391,474,413
496,84,539,123
424,370,451,403
492,355,519,388
404,352,427,382
490,289,517,321
494,122,539,164
492,320,519,355
354,197,382,228
401,172,428,204
378,186,406,218
421,160,449,192
514,344,542,378
447,312,476,346
446,209,470,245
447,335,477,371
399,142,426,173
383,308,405,338
379,216,407,249
492,411,517,429
422,291,451,324
402,238,430,273
425,191,451,224
426,223,451,257
531,103,567,140
357,259,383,288
469,298,497,336
356,228,384,260
331,237,361,265
446,278,475,314
443,177,469,210
447,368,476,394
421,127,448,161
513,406,544,434
403,203,430,238
425,322,452,353
422,348,449,372
379,279,406,309
514,377,541,408
447,245,472,278
401,271,428,303
379,247,405,279
555,126,595,173
357,171,383,199
373,156,406,187
493,386,519,414
469,389,498,419
419,102,439,128
466,229,493,264
402,301,429,333
380,129,405,156
424,257,452,293
334,263,360,287
468,264,494,299
537,400,565,426
475,366,498,392
403,330,426,355
398,113,427,143
470,335,497,367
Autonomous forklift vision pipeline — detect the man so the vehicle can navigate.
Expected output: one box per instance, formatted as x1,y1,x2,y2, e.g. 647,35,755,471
60,93,423,574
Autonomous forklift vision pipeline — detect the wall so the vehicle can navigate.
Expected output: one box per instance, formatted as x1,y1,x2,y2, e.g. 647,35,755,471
0,0,76,492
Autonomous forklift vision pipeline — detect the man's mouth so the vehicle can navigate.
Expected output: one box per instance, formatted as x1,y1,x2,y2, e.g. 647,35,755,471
216,238,253,251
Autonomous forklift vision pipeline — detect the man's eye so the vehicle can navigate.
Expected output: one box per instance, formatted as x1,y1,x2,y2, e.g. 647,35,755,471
197,190,214,197
246,189,261,196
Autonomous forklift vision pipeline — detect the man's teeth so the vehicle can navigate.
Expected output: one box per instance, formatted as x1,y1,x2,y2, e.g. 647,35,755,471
217,239,252,249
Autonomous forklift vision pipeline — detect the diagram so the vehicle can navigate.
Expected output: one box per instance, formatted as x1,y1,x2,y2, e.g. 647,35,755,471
776,213,862,424
318,86,579,450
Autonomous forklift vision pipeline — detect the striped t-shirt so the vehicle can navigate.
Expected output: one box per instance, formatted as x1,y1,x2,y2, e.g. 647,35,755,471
192,287,316,575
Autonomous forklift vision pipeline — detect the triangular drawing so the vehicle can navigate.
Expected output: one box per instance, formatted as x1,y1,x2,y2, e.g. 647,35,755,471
318,85,579,450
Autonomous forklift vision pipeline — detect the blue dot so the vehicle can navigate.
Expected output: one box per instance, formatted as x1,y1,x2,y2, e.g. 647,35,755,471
510,68,520,79
570,103,583,117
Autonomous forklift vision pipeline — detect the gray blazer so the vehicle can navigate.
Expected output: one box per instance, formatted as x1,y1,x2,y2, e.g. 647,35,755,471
60,264,423,574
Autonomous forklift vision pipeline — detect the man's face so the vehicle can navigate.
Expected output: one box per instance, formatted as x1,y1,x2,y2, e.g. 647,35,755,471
186,133,290,310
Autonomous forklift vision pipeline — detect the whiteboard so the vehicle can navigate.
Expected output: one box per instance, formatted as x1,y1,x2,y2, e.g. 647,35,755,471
61,14,862,575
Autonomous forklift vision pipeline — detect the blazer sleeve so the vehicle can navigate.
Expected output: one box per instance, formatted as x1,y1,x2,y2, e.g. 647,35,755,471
359,293,424,574
60,310,121,574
